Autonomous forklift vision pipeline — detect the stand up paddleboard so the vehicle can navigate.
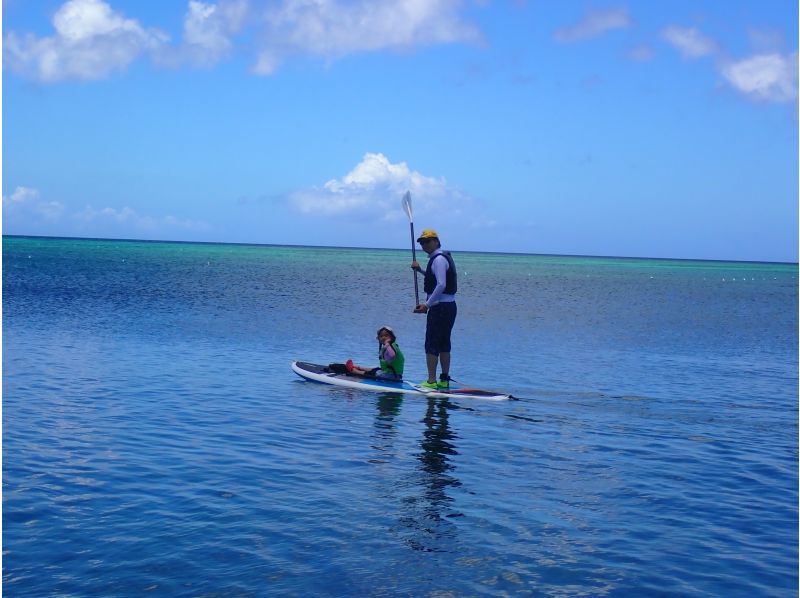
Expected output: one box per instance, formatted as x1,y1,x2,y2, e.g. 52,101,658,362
292,361,512,401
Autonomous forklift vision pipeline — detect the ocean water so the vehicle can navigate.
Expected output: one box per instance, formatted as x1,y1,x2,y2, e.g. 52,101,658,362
3,235,797,596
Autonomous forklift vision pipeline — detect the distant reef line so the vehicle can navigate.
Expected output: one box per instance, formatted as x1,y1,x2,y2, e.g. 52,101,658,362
3,234,797,266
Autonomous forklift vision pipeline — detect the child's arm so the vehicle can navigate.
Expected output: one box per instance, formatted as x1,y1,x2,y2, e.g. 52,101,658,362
382,342,396,362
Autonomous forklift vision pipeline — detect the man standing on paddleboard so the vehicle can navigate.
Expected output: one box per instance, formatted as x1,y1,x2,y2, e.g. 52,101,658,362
411,229,457,390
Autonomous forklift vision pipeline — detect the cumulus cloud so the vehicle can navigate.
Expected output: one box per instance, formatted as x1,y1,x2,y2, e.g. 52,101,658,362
3,186,66,221
3,186,40,206
554,7,631,43
661,25,717,59
161,0,249,68
3,0,168,83
4,0,481,80
288,152,469,218
253,0,482,75
721,53,798,103
3,0,251,79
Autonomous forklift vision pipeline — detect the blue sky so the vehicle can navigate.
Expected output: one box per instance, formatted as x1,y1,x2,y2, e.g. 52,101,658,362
3,0,798,262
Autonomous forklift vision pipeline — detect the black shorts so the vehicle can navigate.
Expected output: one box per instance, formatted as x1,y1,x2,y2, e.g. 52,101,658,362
425,302,457,356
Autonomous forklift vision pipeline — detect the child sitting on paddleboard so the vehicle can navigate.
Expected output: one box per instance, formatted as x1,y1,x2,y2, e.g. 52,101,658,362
347,326,405,380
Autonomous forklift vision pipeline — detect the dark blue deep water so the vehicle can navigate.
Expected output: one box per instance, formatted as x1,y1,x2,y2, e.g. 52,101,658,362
3,236,798,596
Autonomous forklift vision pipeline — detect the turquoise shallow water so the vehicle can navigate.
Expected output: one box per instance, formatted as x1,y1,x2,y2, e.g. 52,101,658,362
3,236,798,596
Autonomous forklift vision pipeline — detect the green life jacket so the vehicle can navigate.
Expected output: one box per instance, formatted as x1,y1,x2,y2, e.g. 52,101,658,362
379,341,405,376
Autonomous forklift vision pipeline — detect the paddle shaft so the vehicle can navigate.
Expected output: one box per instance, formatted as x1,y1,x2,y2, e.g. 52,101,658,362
409,221,420,305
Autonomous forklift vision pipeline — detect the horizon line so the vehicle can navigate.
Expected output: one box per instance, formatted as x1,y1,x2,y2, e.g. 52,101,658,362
3,233,797,266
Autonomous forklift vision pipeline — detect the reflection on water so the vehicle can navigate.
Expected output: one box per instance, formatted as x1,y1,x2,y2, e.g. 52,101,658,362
369,393,403,464
419,398,461,506
395,398,463,552
375,394,402,420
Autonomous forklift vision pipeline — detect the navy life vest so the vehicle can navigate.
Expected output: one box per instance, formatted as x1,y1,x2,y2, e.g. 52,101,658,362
424,251,457,295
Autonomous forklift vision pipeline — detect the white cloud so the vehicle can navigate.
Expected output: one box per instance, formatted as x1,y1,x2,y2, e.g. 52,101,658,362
661,26,717,59
5,0,481,80
660,25,797,104
3,186,208,232
76,205,210,231
53,0,142,41
3,186,40,206
170,0,249,67
288,152,468,218
3,0,168,83
721,53,798,103
253,0,482,75
554,8,631,43
3,186,66,221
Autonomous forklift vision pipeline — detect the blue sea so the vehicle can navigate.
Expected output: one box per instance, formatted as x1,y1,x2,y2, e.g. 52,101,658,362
3,235,798,596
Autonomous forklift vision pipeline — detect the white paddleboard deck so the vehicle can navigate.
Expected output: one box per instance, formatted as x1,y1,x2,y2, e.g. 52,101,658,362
292,361,512,401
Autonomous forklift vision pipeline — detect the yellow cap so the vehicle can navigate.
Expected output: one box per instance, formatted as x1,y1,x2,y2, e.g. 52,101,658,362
416,229,439,242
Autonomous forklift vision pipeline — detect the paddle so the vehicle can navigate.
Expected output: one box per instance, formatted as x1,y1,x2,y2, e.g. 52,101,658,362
401,190,420,306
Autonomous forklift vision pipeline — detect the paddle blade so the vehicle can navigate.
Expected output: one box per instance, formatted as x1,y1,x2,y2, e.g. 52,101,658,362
401,191,413,221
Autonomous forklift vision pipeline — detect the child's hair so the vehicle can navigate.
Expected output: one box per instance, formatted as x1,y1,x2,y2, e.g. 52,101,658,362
376,326,396,343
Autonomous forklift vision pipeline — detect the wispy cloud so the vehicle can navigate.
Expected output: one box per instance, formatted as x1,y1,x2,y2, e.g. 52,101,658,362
288,153,470,219
746,28,787,54
554,7,631,43
253,0,482,75
661,23,797,104
661,26,717,59
3,0,168,83
721,53,798,103
3,185,209,234
626,43,654,62
75,205,210,232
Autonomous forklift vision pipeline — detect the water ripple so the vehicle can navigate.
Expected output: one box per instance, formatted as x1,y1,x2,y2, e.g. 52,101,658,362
4,238,797,596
